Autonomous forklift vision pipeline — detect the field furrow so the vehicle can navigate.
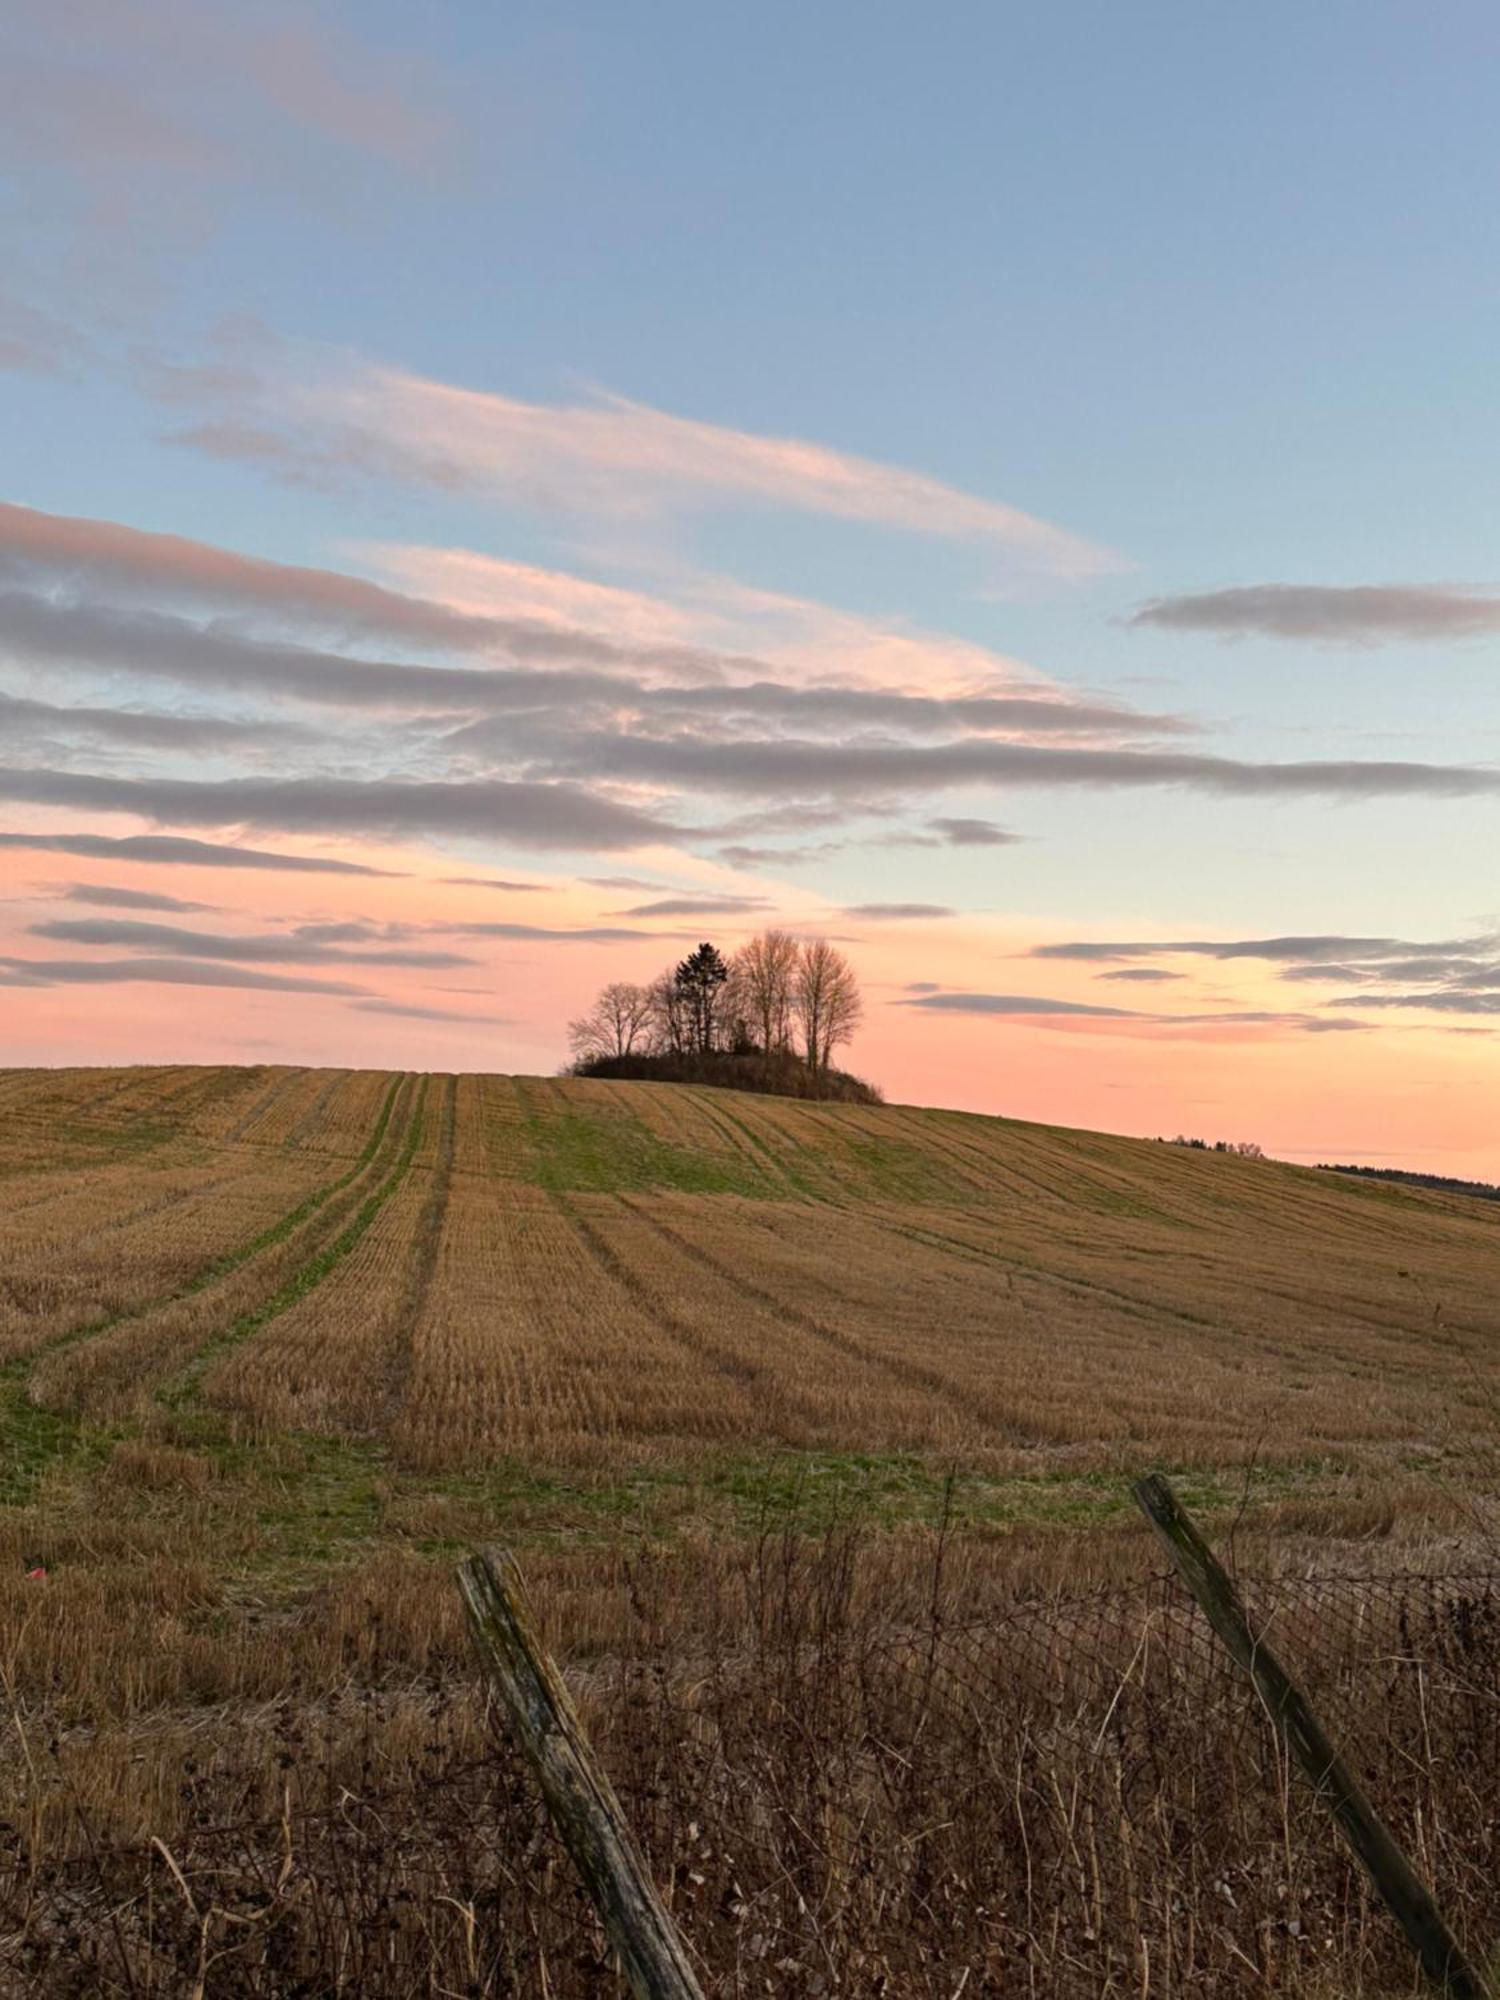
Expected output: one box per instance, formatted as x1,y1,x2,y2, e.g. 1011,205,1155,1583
23,1073,415,1417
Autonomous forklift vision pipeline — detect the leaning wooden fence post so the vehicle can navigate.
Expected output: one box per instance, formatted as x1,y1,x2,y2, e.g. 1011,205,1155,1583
457,1547,707,2000
1132,1472,1490,1999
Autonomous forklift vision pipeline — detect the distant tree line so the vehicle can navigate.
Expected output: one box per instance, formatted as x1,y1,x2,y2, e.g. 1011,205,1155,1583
1320,1162,1500,1203
567,932,875,1099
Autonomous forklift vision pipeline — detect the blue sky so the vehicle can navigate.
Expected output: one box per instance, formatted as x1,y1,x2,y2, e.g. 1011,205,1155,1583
3,1,1500,1169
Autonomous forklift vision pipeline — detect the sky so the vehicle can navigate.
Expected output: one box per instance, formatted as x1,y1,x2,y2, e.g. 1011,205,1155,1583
3,0,1500,1174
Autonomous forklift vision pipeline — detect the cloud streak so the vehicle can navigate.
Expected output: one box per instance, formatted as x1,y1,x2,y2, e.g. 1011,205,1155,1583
153,355,1122,576
0,767,682,851
0,831,398,876
541,731,1500,804
0,954,368,996
1028,930,1500,1023
0,573,1172,742
897,990,1372,1038
1130,584,1500,643
31,917,476,969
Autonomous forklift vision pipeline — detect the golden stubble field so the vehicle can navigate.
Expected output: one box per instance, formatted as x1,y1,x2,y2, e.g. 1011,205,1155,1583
1,1063,1497,1995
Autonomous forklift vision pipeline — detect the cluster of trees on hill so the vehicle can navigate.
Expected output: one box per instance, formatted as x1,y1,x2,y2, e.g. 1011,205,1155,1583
567,932,878,1100
1160,1135,1265,1158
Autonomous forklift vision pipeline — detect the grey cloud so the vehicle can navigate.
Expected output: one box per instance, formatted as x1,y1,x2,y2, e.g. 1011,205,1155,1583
630,680,1186,741
353,999,503,1024
0,954,368,996
0,688,302,752
899,990,1374,1035
543,731,1500,804
1346,992,1500,1016
0,501,743,681
844,902,956,920
904,981,942,994
583,875,675,892
1130,584,1500,643
293,921,396,944
1032,929,1500,1026
438,922,667,944
713,842,847,869
59,883,216,914
926,817,1021,847
0,831,398,875
31,918,475,969
1032,935,1414,963
900,992,1133,1018
1277,963,1374,984
0,584,1181,749
440,876,547,891
615,896,769,918
0,766,682,851
1096,967,1184,983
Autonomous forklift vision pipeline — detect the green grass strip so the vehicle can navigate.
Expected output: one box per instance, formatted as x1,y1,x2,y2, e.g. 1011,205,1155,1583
158,1078,430,1411
0,1078,414,1507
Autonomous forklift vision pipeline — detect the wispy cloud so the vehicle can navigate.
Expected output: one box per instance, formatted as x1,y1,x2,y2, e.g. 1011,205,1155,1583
0,767,682,851
1031,934,1473,963
926,817,1021,847
613,895,769,918
436,921,682,944
158,352,1123,576
897,990,1373,1038
0,831,399,876
0,584,1172,741
538,731,1500,803
439,875,548,892
844,902,956,920
1096,967,1185,982
32,917,476,968
0,954,368,995
353,998,504,1024
57,882,216,913
901,991,1130,1018
0,687,304,753
1028,930,1500,1023
1130,584,1500,643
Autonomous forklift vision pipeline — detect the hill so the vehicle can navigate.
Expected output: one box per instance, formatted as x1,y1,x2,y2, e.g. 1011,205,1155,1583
2,1065,1498,1993
3,1062,1497,1486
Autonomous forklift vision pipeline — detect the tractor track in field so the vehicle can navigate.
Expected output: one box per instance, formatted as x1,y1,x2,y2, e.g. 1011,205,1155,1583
0,1075,411,1402
158,1076,432,1412
380,1074,459,1427
617,1195,1043,1447
281,1068,356,1150
870,1210,1224,1333
221,1067,304,1145
548,1189,827,1438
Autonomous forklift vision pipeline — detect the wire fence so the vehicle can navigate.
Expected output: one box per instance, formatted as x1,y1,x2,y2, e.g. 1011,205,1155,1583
3,1558,1498,1995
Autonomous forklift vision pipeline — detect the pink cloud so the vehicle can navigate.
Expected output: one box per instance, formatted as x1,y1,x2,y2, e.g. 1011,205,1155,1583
163,347,1124,578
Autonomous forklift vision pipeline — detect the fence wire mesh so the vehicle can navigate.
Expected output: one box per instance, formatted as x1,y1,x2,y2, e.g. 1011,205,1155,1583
2,1558,1497,1996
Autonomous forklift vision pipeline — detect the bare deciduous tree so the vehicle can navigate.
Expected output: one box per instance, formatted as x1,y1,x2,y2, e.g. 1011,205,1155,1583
795,937,862,1084
732,929,800,1061
644,972,690,1056
567,981,654,1063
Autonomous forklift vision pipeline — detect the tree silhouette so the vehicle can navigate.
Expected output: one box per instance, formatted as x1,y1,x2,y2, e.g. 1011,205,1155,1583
673,942,731,1055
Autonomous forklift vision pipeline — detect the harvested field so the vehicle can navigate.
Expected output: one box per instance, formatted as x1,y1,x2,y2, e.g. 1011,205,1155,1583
0,1064,1497,1995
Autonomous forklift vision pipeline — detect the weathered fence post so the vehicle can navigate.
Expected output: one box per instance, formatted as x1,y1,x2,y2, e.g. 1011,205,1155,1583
1132,1472,1490,1999
457,1546,707,2000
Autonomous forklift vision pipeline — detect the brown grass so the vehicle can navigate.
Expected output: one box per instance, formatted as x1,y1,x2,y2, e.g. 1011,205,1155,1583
1,1063,1498,1995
